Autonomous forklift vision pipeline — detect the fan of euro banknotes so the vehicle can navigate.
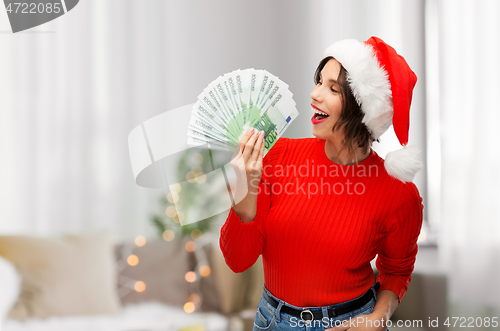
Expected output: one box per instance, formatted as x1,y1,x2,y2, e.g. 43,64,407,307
187,69,299,156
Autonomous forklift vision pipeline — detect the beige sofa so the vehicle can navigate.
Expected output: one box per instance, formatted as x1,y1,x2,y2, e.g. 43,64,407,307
0,231,447,331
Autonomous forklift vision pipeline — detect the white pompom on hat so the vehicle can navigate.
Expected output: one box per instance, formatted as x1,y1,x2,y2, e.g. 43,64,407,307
324,36,423,183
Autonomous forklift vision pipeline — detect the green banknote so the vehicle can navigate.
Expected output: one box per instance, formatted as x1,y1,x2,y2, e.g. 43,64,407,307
189,68,299,156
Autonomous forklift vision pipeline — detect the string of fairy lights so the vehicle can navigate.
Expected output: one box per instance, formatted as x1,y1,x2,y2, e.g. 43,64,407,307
115,231,213,313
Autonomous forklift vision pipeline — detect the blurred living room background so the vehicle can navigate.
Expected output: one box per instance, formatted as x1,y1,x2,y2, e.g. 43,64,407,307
0,0,499,331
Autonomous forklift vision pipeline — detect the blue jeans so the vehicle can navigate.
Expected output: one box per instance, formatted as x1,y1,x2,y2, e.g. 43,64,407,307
253,284,390,331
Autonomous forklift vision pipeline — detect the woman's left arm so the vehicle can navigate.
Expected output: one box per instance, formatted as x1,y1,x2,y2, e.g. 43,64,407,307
375,182,424,305
327,183,424,331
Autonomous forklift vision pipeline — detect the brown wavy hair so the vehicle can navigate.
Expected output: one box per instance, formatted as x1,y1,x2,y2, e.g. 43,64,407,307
313,56,378,163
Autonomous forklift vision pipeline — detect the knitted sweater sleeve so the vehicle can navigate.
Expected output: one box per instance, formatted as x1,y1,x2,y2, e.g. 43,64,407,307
375,182,424,305
219,138,287,273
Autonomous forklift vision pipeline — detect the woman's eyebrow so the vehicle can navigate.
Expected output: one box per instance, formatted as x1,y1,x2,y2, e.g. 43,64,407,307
319,73,339,84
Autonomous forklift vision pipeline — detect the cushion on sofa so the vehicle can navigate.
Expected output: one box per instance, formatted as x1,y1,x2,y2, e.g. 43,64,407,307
115,235,223,313
0,231,121,320
115,236,194,307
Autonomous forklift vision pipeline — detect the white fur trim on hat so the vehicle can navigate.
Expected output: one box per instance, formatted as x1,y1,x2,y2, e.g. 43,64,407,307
384,145,423,183
324,39,393,140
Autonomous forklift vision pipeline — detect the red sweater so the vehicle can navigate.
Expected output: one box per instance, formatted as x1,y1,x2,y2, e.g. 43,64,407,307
219,137,424,307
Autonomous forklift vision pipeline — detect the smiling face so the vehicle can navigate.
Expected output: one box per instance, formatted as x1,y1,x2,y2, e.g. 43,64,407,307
310,58,344,140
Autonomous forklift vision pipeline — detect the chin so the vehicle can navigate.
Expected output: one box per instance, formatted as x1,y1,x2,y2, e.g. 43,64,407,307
312,128,326,140
312,131,334,143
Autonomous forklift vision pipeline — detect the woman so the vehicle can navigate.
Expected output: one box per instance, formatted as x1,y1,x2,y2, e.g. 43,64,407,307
220,36,424,331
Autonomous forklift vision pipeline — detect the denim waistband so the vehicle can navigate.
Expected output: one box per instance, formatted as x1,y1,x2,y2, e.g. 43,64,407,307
262,284,377,312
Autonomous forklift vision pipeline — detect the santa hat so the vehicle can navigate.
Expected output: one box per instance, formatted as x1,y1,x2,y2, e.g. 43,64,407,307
324,36,423,183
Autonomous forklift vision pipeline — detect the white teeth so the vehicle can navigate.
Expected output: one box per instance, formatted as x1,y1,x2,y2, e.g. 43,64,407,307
311,107,328,116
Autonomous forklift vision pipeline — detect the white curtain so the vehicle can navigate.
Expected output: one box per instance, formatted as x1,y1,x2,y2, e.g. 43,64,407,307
0,0,175,239
436,0,500,316
0,0,428,241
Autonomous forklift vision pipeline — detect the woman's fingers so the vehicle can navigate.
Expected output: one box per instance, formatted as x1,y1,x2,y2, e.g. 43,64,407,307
238,127,256,154
242,129,260,161
250,131,265,163
233,127,254,163
257,133,265,170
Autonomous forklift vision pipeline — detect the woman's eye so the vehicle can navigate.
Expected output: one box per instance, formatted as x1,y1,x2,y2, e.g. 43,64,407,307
317,81,337,92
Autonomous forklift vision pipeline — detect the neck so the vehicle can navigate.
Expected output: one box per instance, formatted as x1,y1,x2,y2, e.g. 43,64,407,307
324,136,371,166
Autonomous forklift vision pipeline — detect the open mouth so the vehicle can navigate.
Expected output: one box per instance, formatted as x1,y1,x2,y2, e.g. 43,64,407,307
313,112,329,120
311,105,330,120
311,105,330,124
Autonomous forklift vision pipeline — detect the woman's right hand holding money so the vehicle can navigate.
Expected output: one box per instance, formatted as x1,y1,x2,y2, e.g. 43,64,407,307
229,127,265,223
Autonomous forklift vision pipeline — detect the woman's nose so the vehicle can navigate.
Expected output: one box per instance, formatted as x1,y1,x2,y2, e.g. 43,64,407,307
310,85,321,102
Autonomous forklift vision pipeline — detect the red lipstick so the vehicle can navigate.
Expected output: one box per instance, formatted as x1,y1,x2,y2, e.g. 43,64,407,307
311,114,329,125
311,104,330,125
